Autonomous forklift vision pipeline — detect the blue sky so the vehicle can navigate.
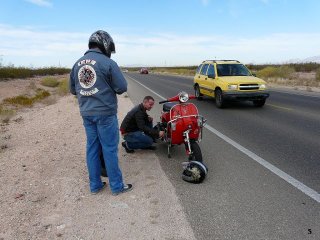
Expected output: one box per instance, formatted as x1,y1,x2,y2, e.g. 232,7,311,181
0,0,319,67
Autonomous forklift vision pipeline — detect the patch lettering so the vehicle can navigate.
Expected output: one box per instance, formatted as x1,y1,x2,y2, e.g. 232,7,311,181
80,88,99,96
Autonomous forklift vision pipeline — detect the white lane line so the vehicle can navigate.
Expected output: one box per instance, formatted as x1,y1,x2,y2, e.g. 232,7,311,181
126,75,320,203
205,125,320,203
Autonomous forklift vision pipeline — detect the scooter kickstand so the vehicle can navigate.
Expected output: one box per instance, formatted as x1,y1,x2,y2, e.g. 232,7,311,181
167,145,171,158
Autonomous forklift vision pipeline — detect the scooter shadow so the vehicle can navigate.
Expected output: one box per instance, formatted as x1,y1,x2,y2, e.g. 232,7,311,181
156,141,189,163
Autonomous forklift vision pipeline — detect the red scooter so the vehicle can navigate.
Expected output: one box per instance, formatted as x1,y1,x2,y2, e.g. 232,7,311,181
157,92,206,161
101,91,208,183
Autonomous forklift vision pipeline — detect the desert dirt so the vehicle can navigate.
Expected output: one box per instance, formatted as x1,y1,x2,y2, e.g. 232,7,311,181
0,77,196,240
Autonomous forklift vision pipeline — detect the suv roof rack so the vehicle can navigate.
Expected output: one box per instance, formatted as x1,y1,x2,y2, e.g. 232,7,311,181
202,60,240,63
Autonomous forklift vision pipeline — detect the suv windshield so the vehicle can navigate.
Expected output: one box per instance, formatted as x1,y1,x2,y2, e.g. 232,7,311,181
217,64,252,76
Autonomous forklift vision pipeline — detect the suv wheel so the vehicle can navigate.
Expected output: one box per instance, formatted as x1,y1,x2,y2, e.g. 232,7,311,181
195,85,202,100
253,99,266,107
215,89,225,108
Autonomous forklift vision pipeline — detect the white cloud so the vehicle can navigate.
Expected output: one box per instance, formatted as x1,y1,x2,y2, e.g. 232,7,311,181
0,24,87,67
0,24,319,67
25,0,52,7
115,32,320,66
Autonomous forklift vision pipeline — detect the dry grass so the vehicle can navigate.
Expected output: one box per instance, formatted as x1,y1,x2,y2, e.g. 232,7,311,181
0,66,70,80
57,78,69,95
3,88,50,106
0,74,69,123
41,77,60,87
256,66,295,79
264,72,320,88
154,68,196,76
0,88,51,123
0,105,16,123
316,68,320,81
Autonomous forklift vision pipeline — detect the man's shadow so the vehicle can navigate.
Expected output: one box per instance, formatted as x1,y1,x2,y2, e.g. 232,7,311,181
100,152,108,177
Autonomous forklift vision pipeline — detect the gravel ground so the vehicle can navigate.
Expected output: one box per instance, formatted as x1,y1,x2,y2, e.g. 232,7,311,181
0,92,196,240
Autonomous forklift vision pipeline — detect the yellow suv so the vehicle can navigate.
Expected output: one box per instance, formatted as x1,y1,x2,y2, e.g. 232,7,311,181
193,60,269,108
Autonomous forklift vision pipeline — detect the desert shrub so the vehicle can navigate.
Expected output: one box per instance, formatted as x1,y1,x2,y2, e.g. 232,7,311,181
247,63,320,72
278,66,295,78
3,95,34,106
0,67,70,80
257,66,295,79
0,105,13,115
316,68,320,81
0,105,16,122
288,62,320,72
33,88,51,100
145,66,197,75
57,78,69,95
41,77,59,87
3,89,50,106
256,67,278,78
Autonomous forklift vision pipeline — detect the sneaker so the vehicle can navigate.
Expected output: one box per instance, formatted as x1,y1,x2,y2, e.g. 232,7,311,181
122,142,134,153
91,182,107,195
112,184,133,196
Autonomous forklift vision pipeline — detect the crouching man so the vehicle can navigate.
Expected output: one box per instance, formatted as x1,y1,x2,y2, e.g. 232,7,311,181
120,96,164,153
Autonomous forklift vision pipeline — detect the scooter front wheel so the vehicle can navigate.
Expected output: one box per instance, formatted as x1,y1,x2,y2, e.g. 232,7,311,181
188,141,202,162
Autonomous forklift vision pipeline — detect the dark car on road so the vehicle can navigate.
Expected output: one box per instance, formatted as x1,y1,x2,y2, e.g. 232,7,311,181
140,68,149,74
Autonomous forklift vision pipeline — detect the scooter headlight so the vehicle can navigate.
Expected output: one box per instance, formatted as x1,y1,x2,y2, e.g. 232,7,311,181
179,91,189,103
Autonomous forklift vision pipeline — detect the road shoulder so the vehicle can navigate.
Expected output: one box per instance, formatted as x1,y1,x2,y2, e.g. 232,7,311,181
0,94,196,240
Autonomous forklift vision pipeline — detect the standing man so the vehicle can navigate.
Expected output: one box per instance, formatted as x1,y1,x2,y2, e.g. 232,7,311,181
120,96,165,153
70,30,132,195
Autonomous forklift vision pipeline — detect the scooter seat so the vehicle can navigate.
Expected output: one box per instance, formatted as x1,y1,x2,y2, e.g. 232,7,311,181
163,102,176,112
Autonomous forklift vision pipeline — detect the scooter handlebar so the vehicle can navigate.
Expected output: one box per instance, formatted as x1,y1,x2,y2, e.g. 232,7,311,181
159,94,196,104
159,100,168,104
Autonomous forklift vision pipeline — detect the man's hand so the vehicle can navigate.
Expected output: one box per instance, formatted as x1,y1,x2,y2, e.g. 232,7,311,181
159,131,165,138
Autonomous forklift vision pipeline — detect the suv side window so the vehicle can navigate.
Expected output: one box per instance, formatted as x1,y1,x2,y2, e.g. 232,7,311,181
200,64,209,75
196,64,203,74
207,64,215,78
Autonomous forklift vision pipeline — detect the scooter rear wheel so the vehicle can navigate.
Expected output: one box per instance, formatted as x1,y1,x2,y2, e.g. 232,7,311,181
188,141,202,162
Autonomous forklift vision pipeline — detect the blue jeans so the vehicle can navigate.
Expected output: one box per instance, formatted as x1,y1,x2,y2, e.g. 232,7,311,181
82,115,124,193
124,131,154,149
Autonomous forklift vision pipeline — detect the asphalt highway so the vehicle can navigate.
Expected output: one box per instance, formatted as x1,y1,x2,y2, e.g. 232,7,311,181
124,72,320,240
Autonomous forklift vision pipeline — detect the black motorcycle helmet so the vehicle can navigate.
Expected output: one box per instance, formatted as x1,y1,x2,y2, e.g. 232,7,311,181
182,161,208,184
88,30,115,58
